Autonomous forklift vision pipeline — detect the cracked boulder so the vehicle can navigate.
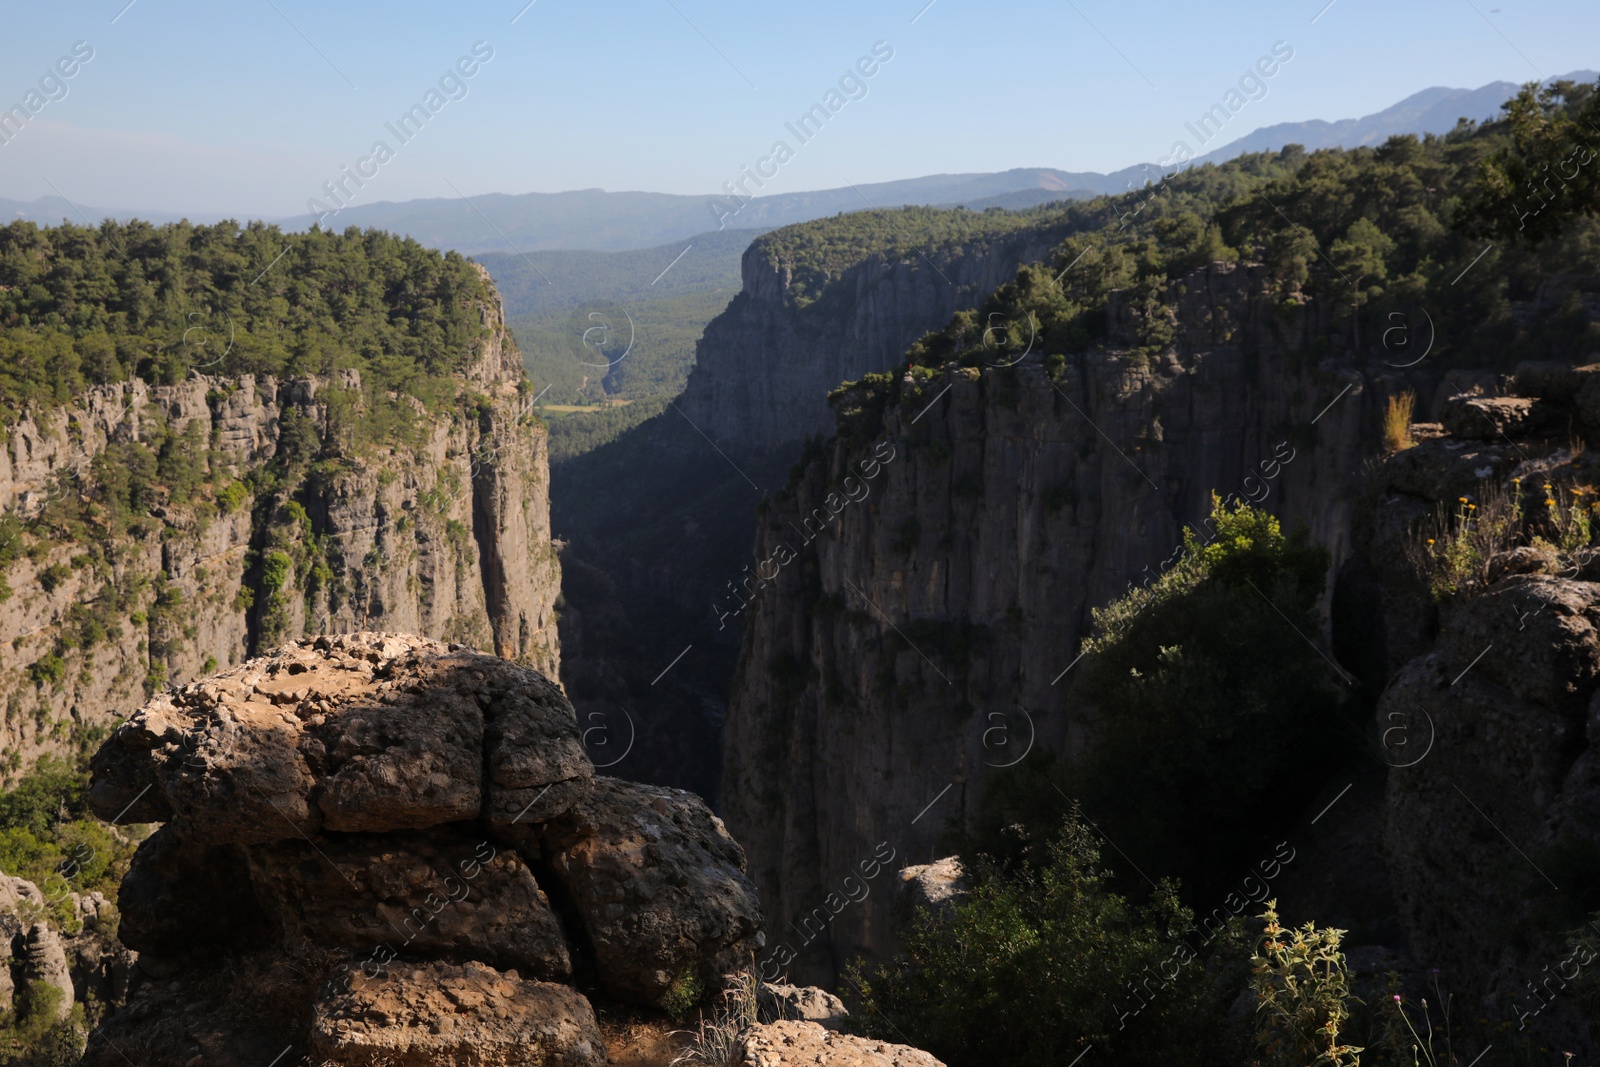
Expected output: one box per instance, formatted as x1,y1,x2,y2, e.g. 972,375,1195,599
537,777,764,1007
88,632,771,1063
89,633,593,843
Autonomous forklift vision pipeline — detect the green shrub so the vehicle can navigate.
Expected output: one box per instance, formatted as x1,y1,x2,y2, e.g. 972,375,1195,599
1067,496,1341,897
0,981,87,1065
35,565,71,593
26,654,65,690
0,756,136,929
660,966,706,1023
215,480,249,515
1250,902,1363,1067
849,812,1250,1066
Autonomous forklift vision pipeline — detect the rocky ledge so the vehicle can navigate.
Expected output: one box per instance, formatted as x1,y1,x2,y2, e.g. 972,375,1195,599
740,1022,946,1067
82,632,764,1066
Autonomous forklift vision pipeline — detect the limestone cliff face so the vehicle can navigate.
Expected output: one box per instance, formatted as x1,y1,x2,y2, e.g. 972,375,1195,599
721,263,1386,983
0,287,559,782
677,225,1072,452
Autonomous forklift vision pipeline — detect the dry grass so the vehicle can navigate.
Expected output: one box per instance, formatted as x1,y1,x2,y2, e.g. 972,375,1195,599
670,969,760,1067
1382,390,1416,454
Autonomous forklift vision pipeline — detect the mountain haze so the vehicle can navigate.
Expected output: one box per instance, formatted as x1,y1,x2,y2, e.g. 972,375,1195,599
1191,70,1598,163
3,70,1574,258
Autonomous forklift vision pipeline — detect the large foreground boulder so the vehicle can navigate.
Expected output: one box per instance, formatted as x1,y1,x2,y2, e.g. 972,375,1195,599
84,633,765,1065
89,633,593,843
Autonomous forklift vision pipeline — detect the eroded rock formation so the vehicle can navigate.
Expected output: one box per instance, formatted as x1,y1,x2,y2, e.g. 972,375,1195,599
0,873,132,1031
82,633,763,1066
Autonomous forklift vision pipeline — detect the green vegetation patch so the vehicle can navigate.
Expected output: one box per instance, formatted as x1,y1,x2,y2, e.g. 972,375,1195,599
0,219,495,427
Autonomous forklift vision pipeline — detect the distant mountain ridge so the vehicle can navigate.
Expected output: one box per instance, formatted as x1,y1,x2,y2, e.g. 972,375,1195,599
4,70,1590,252
1190,70,1598,164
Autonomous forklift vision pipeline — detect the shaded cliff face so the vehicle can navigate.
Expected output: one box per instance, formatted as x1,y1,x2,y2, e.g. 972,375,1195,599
1353,371,1600,1049
551,216,1079,799
676,224,1072,453
0,290,559,782
721,263,1391,983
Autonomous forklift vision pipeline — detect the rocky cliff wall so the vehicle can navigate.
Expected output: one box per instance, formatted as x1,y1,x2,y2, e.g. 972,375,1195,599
721,263,1397,983
676,224,1073,452
0,287,560,782
551,220,1082,801
1353,371,1600,1049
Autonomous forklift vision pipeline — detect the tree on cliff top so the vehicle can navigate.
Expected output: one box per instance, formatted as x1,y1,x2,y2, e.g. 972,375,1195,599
1463,77,1600,244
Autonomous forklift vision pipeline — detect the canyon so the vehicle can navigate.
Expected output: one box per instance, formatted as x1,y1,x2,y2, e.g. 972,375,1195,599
550,208,1087,802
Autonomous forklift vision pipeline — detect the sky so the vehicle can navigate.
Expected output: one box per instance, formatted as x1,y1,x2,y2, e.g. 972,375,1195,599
0,0,1596,219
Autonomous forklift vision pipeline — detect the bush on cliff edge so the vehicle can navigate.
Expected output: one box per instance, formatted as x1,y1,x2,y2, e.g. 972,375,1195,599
847,811,1252,1066
967,497,1345,903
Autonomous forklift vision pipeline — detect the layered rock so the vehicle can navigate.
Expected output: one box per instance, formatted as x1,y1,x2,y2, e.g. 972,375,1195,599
0,280,559,783
83,633,763,1066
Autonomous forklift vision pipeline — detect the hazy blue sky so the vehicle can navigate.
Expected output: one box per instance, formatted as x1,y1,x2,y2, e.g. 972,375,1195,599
0,0,1596,218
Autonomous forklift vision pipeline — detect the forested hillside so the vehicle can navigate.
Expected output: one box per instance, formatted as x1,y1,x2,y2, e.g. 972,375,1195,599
0,221,560,782
0,221,495,424
474,229,759,461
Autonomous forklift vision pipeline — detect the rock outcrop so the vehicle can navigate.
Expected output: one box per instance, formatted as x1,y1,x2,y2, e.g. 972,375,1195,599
83,633,763,1066
311,961,607,1067
740,1021,946,1067
758,983,849,1030
893,858,967,932
0,279,560,784
1358,370,1600,1050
